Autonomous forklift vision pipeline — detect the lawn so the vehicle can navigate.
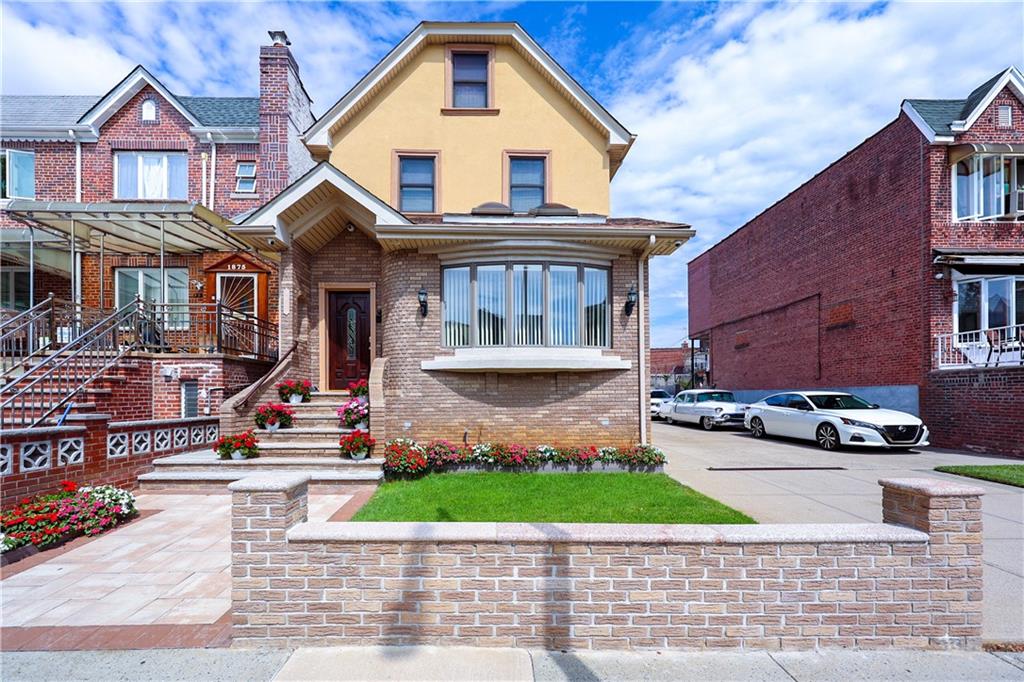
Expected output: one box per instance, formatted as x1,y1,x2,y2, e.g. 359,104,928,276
350,472,755,524
934,465,1024,489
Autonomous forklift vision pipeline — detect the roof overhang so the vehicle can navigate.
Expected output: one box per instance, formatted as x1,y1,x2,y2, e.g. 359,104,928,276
948,142,1024,165
78,65,200,133
952,66,1024,133
2,200,253,256
933,248,1024,266
190,126,259,144
302,22,634,166
901,101,955,145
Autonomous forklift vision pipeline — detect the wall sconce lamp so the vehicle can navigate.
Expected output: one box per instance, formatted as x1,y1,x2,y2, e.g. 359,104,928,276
624,284,638,316
417,287,428,317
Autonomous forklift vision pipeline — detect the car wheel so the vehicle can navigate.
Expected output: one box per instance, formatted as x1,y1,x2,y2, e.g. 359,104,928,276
816,423,840,451
749,417,766,439
701,416,715,431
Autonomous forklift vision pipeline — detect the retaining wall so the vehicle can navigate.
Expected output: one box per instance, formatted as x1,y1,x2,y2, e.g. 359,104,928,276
229,476,984,651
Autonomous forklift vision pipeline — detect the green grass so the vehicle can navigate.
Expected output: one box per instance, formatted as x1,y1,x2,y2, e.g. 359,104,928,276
934,465,1024,488
351,472,755,524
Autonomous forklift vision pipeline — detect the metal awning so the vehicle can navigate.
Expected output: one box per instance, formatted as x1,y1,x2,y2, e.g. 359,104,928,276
933,248,1024,266
3,200,250,255
949,143,1024,166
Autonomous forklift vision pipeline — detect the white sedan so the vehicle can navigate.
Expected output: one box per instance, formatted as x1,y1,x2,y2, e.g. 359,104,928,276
659,389,749,430
744,391,930,451
650,390,673,418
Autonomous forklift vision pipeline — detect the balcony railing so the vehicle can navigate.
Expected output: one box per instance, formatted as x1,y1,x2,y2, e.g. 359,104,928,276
935,323,1024,369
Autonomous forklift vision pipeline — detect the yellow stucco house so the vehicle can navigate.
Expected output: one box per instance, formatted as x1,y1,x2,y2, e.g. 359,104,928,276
235,21,694,446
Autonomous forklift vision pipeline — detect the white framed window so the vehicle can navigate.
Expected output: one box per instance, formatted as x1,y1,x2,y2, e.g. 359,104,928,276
115,267,189,328
953,154,1024,221
442,262,610,349
954,274,1024,334
1,149,36,199
235,161,256,193
141,98,157,122
114,151,188,200
998,105,1012,128
0,267,31,310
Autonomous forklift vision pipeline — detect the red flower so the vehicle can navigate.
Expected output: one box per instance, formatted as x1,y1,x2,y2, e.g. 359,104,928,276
60,480,78,493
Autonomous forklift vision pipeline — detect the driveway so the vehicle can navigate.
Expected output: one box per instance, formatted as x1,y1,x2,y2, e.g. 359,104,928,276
653,421,1024,643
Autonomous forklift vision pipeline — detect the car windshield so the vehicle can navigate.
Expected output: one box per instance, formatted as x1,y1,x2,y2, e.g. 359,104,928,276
651,390,671,399
696,392,735,403
806,394,875,410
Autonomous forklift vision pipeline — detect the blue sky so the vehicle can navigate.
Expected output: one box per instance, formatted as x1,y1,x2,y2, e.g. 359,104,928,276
4,1,1023,346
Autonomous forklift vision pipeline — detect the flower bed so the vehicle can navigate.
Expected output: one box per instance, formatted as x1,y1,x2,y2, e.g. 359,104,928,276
1,481,138,560
384,439,665,476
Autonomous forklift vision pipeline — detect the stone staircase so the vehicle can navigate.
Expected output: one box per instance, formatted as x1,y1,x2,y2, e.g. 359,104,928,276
138,391,384,492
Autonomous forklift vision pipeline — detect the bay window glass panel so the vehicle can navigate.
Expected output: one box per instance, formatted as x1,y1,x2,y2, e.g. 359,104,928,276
549,265,578,346
512,264,543,345
955,159,978,220
957,280,981,333
452,53,488,108
8,150,35,199
981,156,1003,219
443,267,470,347
476,265,506,346
987,278,1011,329
583,267,608,347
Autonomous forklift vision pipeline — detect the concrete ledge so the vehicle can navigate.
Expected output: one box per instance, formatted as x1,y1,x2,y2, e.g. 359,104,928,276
0,424,87,438
286,521,928,545
111,416,218,429
228,473,310,492
422,347,631,373
879,477,986,497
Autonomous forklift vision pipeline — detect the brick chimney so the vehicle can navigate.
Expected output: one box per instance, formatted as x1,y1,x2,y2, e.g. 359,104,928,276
259,30,314,200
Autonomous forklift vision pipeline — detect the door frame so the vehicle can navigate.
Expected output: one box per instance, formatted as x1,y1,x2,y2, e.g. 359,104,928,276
318,282,376,392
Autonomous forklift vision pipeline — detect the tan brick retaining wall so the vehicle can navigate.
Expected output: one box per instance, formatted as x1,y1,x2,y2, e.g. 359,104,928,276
229,476,984,651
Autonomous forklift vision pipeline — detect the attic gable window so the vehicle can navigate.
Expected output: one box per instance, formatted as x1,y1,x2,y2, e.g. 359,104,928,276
141,98,157,123
445,46,495,112
998,105,1013,128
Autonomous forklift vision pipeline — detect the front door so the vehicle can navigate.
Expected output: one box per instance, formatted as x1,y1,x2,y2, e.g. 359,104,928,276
327,291,370,390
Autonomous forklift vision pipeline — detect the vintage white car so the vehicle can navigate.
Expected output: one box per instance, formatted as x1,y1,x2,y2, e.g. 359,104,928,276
659,389,749,430
744,391,930,451
650,389,673,418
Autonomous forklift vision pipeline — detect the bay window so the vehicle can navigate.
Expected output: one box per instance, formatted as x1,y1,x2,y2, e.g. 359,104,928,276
442,262,610,348
953,154,1024,221
114,152,188,200
955,275,1024,334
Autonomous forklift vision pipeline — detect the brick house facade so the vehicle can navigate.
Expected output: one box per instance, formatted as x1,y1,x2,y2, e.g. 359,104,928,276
688,68,1024,456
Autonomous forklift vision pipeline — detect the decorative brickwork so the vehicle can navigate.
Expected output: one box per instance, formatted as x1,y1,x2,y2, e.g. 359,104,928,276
230,476,984,651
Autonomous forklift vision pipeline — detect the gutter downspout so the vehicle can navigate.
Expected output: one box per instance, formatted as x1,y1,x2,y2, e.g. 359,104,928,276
70,130,81,202
201,151,208,206
637,234,656,445
207,133,216,212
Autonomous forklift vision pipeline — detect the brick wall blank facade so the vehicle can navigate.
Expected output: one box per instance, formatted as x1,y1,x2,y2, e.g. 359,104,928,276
229,475,984,651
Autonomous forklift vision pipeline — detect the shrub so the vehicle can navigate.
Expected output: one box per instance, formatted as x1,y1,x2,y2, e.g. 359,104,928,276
383,439,428,475
339,430,376,458
215,430,260,459
550,445,600,466
254,402,295,429
338,399,369,428
348,379,369,399
277,379,312,402
616,444,667,466
489,443,541,467
2,482,138,553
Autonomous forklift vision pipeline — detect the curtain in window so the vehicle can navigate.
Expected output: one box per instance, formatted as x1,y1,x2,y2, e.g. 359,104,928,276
512,264,543,345
549,265,578,346
443,267,471,347
981,156,1003,219
168,155,188,199
142,155,164,199
955,159,979,220
477,265,506,346
583,267,608,346
7,150,35,199
117,153,138,198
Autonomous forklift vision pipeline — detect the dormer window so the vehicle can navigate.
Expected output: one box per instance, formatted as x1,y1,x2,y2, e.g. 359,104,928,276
445,46,494,112
141,98,157,122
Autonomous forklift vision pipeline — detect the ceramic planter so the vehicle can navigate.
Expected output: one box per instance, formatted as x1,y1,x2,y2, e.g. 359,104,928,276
350,448,368,461
288,394,304,405
354,420,368,431
231,450,245,460
356,395,369,405
265,422,280,432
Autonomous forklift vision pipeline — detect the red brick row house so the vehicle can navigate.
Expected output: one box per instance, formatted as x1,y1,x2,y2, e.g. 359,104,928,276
688,67,1024,457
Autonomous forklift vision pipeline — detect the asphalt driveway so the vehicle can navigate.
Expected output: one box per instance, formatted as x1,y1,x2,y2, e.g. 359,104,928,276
652,421,1024,643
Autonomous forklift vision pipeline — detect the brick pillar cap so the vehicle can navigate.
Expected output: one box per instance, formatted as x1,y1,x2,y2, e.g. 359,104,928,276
228,473,310,493
879,477,985,497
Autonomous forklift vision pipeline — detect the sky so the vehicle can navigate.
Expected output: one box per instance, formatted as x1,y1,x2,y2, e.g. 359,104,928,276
3,1,1023,346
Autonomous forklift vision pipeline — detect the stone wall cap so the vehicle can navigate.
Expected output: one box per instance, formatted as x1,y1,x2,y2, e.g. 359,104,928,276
284,521,928,545
228,473,311,492
879,477,986,497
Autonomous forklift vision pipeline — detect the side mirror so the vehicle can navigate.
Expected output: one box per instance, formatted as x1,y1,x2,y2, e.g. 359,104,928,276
871,403,880,409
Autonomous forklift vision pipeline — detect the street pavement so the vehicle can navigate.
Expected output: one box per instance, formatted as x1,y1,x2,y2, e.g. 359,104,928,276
651,420,1024,643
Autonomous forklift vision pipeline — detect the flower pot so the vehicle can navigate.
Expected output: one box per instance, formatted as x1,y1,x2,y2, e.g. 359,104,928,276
354,421,368,431
350,448,368,461
288,394,304,405
265,422,280,432
231,450,245,460
356,395,369,405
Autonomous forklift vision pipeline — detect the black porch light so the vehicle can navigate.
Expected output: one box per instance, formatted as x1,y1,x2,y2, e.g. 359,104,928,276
417,287,429,317
624,284,638,316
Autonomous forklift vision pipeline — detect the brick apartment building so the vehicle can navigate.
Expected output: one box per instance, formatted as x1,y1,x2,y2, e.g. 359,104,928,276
688,67,1024,457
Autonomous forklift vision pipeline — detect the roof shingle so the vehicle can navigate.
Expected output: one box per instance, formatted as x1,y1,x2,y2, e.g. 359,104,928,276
0,93,259,130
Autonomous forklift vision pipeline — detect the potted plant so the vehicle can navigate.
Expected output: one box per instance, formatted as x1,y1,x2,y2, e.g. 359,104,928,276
338,398,369,430
215,430,259,460
254,402,295,432
348,378,369,404
339,429,375,460
277,379,312,405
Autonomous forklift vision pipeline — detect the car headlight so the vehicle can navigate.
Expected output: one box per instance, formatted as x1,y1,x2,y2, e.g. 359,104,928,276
840,417,882,431
714,407,723,414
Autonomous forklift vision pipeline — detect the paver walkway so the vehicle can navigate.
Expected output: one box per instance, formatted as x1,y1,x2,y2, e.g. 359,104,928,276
0,492,351,645
653,421,1024,643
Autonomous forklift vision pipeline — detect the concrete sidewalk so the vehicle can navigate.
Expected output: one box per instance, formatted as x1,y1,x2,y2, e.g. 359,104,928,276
3,646,1024,681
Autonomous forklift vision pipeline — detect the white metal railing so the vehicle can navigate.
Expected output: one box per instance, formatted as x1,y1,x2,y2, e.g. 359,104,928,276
935,323,1024,369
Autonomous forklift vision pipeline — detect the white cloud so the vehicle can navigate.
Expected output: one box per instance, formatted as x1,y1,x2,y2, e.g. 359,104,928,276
607,1,1024,347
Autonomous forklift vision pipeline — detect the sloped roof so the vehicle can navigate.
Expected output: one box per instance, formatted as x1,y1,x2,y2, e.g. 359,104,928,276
903,66,1024,140
0,95,100,128
178,97,259,127
901,98,965,136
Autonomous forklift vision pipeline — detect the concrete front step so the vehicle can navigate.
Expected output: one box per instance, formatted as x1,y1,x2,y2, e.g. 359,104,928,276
153,452,383,472
256,427,352,443
257,441,356,457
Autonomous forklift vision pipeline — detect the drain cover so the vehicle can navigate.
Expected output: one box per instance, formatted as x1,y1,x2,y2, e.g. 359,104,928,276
707,466,847,471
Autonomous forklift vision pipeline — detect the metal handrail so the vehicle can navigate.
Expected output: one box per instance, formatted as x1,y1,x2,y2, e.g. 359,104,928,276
1,296,110,382
0,296,53,332
935,322,1024,369
235,340,297,412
